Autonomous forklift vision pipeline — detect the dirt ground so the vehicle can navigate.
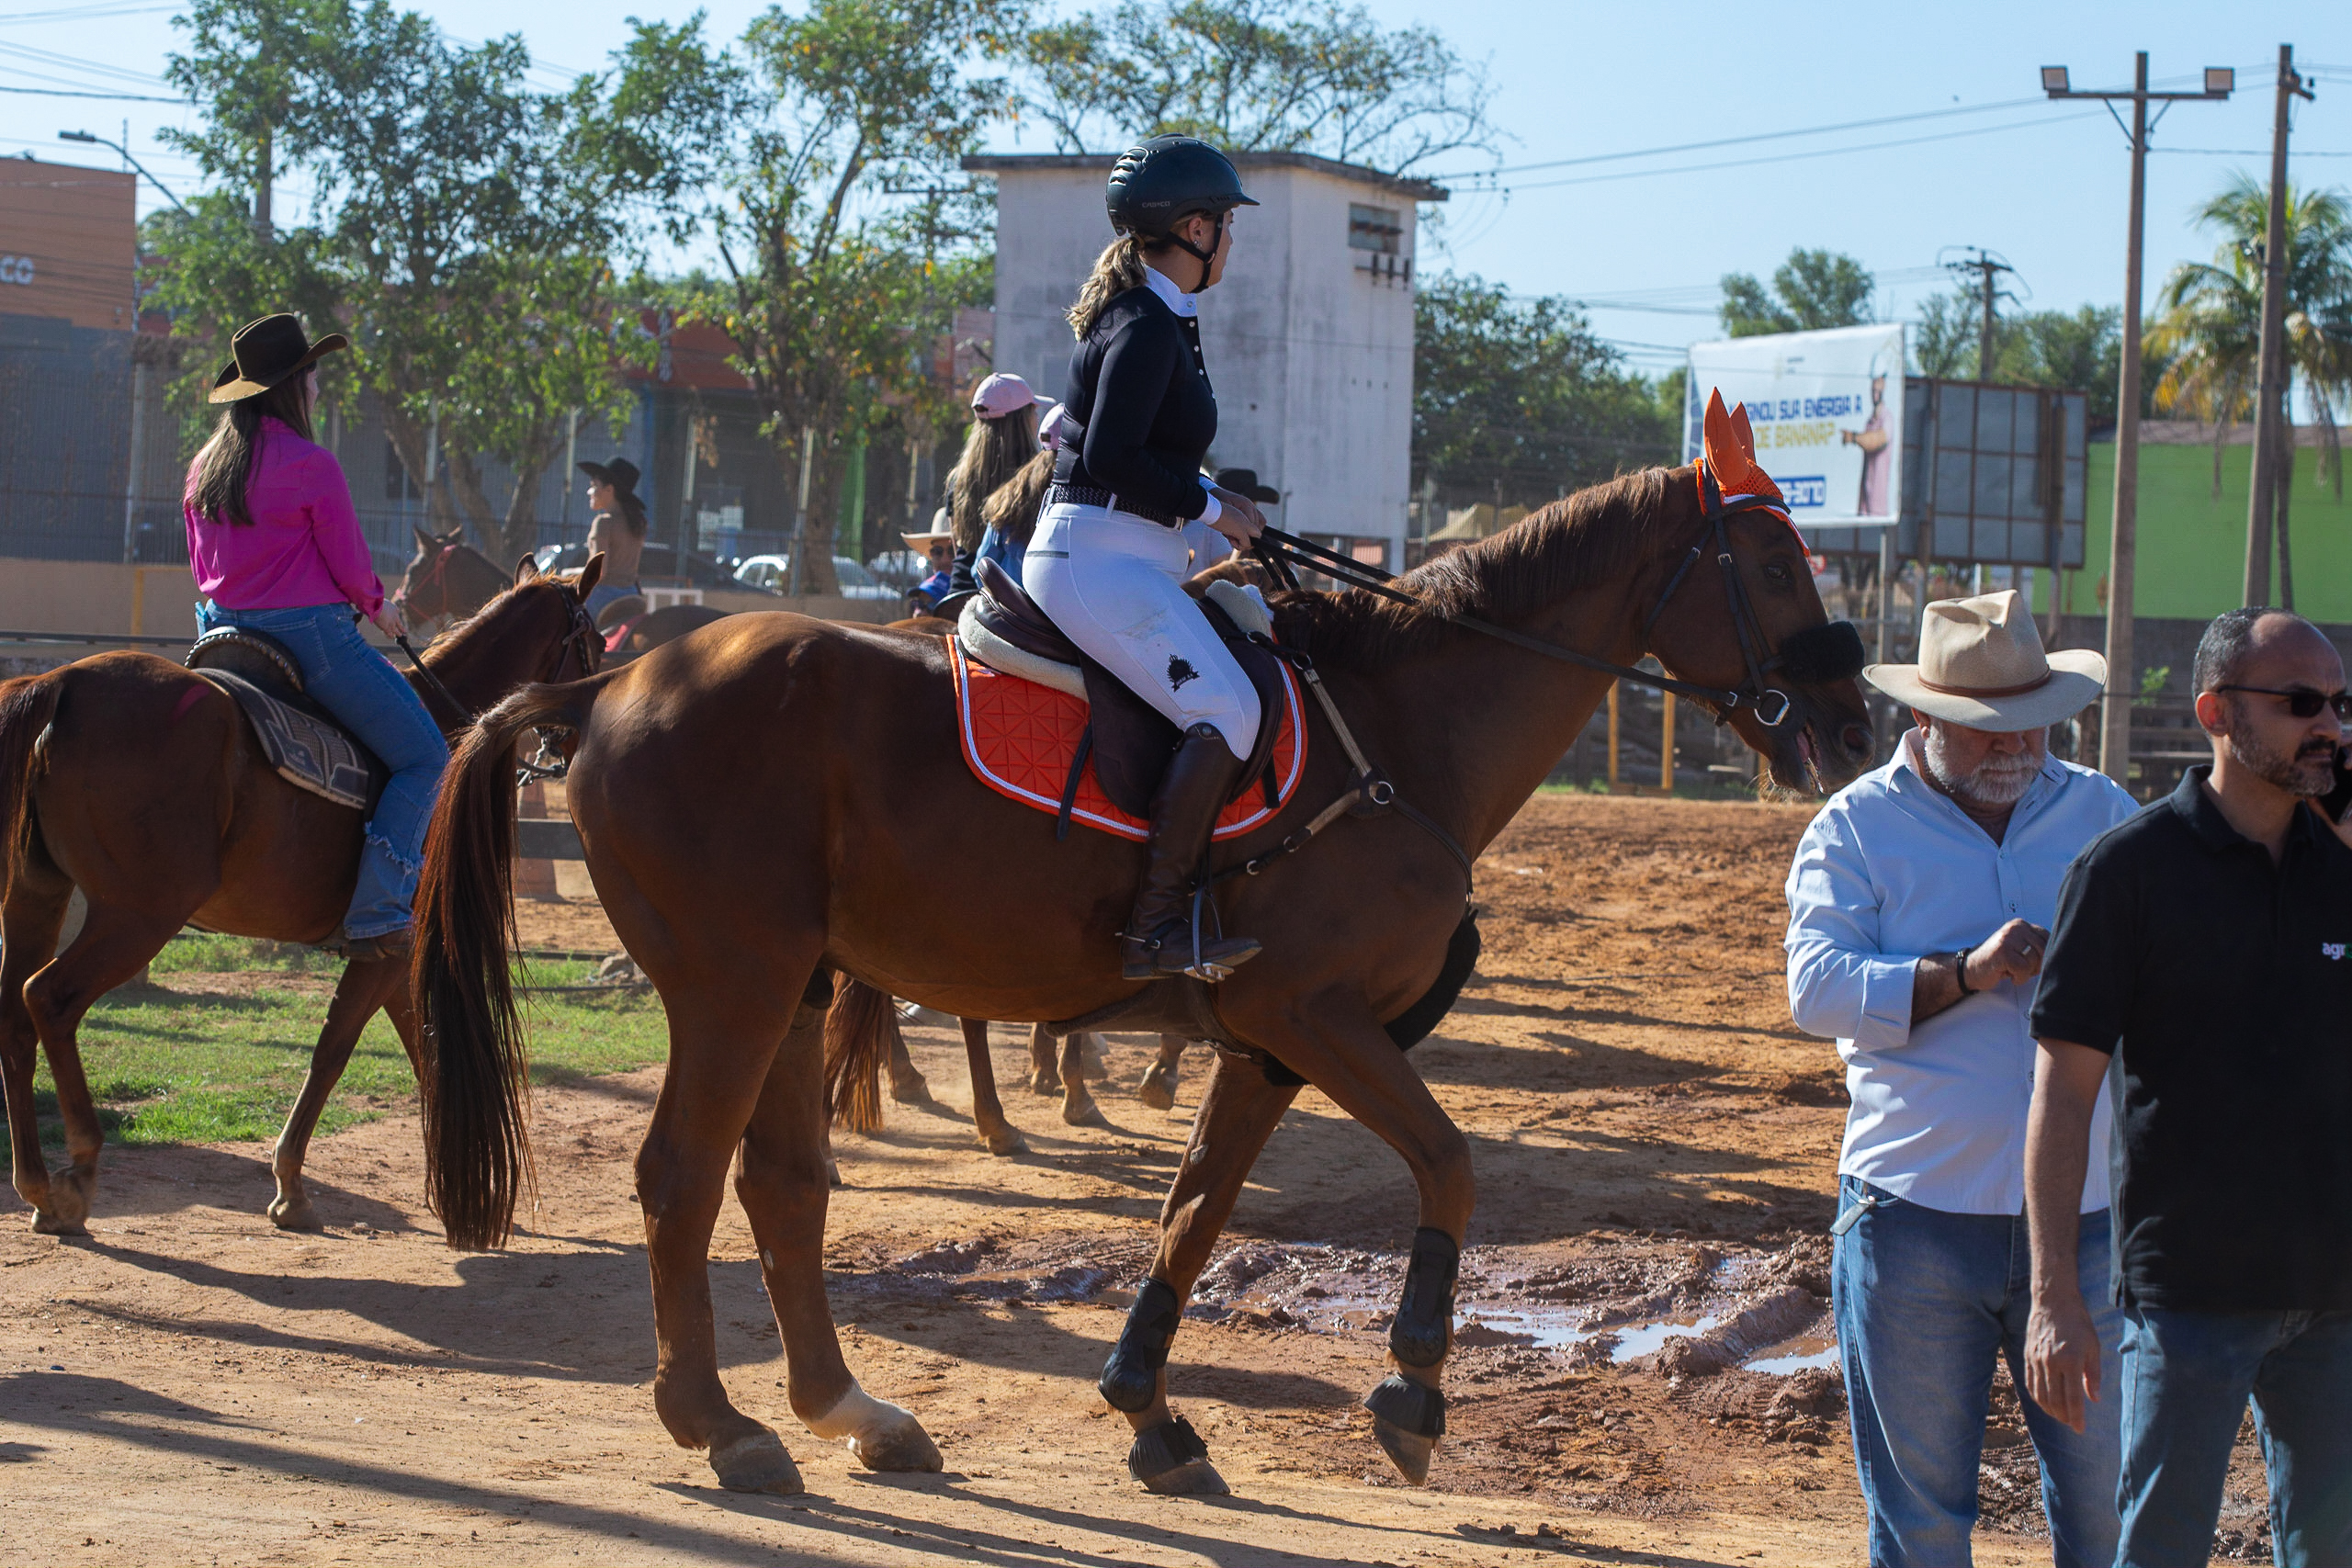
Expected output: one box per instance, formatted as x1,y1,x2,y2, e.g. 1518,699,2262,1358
0,795,2252,1566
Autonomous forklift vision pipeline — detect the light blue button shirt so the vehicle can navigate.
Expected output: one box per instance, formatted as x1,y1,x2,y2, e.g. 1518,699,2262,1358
1784,731,2137,1214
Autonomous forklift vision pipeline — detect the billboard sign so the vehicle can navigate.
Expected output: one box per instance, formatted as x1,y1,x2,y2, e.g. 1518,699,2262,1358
1684,323,1905,528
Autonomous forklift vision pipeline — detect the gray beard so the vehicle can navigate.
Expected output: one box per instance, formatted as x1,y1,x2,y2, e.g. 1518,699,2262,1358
1923,728,2041,807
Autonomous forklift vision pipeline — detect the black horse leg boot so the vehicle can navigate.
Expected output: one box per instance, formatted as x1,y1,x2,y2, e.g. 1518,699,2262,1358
1121,723,1262,981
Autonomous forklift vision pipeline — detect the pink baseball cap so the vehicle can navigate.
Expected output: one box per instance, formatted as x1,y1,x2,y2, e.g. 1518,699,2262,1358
970,372,1036,419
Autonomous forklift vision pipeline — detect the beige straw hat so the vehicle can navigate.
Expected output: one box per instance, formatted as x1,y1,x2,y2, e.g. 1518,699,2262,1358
1865,590,2107,733
901,508,956,551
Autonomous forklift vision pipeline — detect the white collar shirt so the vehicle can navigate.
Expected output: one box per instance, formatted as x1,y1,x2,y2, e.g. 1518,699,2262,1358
1140,263,1199,319
1783,731,2138,1213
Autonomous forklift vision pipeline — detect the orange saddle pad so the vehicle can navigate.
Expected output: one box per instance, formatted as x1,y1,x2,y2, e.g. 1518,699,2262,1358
949,639,1306,841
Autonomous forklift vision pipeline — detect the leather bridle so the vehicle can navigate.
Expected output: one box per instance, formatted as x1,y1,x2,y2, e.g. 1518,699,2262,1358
1249,472,1863,728
391,575,602,728
394,541,460,624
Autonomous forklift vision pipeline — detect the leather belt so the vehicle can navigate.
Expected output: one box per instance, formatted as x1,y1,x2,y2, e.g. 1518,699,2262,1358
1044,482,1186,529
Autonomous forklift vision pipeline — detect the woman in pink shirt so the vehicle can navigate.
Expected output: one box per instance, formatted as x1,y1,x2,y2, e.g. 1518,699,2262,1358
184,313,447,961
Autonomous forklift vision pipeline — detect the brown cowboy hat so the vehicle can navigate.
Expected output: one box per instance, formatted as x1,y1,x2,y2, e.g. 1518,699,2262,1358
577,457,642,496
209,312,348,403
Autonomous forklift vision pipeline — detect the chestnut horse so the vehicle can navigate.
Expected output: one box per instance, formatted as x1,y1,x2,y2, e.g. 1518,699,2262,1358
0,557,603,1235
410,441,1873,1496
393,527,514,628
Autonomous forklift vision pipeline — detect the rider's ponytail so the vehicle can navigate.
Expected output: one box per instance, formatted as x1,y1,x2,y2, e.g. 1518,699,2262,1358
1067,233,1147,339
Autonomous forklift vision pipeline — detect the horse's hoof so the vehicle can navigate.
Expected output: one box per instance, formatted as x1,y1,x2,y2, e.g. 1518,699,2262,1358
1061,1094,1105,1128
709,1430,805,1495
266,1197,322,1232
1028,1070,1060,1098
30,1209,88,1237
1371,1419,1436,1485
1142,1457,1229,1495
1135,1071,1177,1111
979,1125,1028,1156
846,1412,942,1473
826,1162,845,1189
889,1072,934,1106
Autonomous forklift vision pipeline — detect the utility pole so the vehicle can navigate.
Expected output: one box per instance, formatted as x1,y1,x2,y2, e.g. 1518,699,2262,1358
2244,44,2315,607
254,119,272,237
1942,247,2017,379
2042,56,2234,786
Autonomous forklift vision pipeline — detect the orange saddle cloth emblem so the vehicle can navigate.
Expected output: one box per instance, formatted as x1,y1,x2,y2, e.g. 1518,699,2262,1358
949,640,1306,841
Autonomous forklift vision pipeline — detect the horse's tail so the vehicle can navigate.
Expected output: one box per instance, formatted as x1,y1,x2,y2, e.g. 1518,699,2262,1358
823,977,901,1136
412,678,599,1249
0,671,62,902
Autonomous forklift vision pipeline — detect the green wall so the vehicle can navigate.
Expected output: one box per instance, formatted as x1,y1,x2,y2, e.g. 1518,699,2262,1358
2062,439,2352,620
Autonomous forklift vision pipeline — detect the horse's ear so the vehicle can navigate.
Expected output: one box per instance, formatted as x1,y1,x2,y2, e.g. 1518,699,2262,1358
1700,388,1785,506
575,551,605,599
413,525,437,549
514,554,539,585
1729,401,1758,459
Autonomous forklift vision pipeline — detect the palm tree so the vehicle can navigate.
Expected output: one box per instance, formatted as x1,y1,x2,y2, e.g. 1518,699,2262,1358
2150,176,2352,603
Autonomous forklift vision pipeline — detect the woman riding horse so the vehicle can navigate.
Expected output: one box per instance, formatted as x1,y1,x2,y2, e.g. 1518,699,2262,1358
1029,135,1271,981
184,313,444,962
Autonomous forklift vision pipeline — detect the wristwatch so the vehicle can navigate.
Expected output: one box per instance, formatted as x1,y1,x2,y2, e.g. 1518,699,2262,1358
1952,950,1975,998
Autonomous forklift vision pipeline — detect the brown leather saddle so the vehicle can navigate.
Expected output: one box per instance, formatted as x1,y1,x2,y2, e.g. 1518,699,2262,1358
185,627,390,814
966,558,1288,819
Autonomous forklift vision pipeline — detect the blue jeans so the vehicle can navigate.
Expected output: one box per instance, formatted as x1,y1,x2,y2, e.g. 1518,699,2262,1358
1833,1176,2124,1567
582,581,640,620
2116,1306,2352,1567
197,602,447,938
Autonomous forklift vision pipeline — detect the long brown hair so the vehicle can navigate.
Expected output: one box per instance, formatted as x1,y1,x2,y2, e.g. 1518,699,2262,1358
982,447,1056,548
944,403,1039,550
1067,233,1148,338
187,377,315,526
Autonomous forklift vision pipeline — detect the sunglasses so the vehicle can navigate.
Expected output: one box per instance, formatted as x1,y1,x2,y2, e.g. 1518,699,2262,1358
2214,685,2352,720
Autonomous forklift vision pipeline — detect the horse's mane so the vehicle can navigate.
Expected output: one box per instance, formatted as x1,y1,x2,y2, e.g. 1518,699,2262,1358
1268,466,1677,671
421,568,584,664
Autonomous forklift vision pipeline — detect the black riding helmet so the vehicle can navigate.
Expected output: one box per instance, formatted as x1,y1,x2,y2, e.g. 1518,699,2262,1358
1107,135,1257,282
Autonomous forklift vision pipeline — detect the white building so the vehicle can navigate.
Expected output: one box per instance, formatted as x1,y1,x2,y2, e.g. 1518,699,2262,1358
965,151,1445,569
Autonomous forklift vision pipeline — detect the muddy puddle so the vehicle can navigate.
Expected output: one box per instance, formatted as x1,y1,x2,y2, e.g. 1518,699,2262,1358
845,1230,1840,1382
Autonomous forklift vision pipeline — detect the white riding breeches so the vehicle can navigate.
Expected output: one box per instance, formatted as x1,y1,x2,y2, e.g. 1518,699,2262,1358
1025,502,1261,761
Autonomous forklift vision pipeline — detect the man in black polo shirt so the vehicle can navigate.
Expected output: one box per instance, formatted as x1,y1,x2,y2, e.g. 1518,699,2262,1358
2022,607,2352,1568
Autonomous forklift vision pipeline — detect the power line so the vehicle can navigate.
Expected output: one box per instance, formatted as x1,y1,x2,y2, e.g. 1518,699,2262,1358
1431,96,2054,183
1487,109,2110,196
0,83,185,100
0,39,169,86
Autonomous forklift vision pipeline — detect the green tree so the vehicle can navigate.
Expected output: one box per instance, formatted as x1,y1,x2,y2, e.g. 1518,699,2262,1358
678,0,1019,593
154,2,729,564
1413,273,1674,509
1719,249,1874,337
1012,0,1496,173
2149,176,2352,501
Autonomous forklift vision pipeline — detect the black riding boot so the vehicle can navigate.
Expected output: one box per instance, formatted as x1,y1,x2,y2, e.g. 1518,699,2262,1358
1120,723,1261,981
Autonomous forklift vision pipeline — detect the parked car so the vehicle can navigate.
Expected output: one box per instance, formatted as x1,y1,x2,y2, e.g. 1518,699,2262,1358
732,554,898,601
865,549,927,591
531,540,759,592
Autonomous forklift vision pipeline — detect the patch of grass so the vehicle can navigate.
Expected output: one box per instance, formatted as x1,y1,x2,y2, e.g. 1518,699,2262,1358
4,951,669,1158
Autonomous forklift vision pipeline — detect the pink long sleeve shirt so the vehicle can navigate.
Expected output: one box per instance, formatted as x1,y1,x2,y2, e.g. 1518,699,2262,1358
184,417,386,615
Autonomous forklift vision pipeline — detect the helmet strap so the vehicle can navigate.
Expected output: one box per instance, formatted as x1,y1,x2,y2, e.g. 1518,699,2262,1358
1162,209,1225,293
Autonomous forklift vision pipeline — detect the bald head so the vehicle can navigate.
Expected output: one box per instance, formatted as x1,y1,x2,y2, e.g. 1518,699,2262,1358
2194,607,2341,696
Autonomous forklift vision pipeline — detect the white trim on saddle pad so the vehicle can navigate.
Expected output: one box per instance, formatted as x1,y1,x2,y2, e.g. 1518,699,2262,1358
947,639,1307,842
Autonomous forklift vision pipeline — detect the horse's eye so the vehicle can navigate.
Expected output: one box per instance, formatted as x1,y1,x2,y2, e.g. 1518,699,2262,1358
1762,561,1792,585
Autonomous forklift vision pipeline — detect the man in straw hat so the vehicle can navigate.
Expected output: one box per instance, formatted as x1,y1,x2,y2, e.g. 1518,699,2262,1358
1784,590,2133,1565
2025,607,2352,1568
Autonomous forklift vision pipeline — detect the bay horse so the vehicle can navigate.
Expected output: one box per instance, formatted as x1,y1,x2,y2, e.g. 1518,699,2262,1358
0,555,603,1235
393,527,514,628
409,420,1874,1496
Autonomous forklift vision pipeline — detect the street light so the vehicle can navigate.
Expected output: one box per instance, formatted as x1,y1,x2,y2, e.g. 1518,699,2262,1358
58,129,188,214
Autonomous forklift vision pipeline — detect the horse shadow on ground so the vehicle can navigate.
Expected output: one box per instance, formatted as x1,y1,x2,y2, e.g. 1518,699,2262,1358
0,1141,412,1233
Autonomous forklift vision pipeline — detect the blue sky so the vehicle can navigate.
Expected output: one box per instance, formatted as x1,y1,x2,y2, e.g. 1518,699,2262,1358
9,0,2347,378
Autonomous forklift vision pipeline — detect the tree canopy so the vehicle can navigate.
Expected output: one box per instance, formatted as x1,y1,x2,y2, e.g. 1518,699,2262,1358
1414,274,1675,510
1718,249,1875,337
